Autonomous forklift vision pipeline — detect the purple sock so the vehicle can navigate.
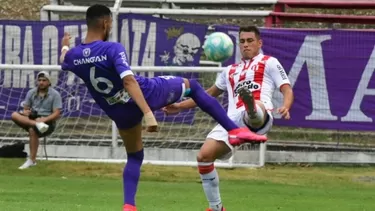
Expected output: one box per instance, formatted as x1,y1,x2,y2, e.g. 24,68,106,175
188,79,239,131
123,149,144,206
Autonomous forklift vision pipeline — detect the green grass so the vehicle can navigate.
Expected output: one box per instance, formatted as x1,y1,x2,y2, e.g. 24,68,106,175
0,159,375,211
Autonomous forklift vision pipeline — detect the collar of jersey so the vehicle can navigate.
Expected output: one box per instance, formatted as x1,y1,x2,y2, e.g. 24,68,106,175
241,53,263,64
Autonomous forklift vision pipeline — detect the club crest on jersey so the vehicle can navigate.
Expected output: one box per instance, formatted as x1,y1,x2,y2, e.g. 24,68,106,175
83,48,91,57
233,80,261,96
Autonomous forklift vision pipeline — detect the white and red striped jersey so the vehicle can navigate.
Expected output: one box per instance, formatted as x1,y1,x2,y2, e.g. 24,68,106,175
215,53,290,116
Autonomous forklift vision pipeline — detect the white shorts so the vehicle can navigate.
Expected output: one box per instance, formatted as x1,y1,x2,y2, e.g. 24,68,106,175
206,110,273,160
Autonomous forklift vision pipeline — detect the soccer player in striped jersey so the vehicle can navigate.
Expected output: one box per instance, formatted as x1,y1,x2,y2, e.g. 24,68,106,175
59,5,267,211
164,26,294,211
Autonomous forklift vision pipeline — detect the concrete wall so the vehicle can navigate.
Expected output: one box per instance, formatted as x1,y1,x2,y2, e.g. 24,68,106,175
23,144,375,167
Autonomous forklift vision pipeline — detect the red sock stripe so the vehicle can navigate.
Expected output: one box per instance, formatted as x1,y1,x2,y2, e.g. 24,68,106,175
198,163,214,174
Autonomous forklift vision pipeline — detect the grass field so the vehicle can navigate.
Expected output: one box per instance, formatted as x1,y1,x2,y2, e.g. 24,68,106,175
0,159,375,211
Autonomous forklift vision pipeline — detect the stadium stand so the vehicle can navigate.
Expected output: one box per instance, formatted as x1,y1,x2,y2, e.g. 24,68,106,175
267,0,375,27
267,12,375,26
276,0,375,9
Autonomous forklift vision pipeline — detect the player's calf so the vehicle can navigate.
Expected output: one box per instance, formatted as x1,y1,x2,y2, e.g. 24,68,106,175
197,140,229,211
198,162,224,211
123,149,143,208
118,125,144,210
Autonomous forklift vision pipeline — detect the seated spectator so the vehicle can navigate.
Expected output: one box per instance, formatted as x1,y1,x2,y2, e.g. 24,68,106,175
11,71,62,169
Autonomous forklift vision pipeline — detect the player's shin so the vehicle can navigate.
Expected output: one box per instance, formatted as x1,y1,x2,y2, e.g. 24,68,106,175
123,149,144,208
187,79,238,131
198,162,223,211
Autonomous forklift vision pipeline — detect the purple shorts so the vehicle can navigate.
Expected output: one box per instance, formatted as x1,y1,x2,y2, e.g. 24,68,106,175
106,76,185,129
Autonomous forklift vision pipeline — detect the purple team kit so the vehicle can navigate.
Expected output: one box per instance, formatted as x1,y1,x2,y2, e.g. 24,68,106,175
61,40,185,129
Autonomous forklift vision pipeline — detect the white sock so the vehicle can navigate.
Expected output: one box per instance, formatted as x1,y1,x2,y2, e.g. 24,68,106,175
198,162,223,211
245,103,264,126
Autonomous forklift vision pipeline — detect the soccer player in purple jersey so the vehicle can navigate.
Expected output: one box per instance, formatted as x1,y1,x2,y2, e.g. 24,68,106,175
59,4,267,211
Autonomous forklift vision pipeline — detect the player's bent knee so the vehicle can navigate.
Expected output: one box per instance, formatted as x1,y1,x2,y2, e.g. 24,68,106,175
197,145,217,163
197,153,216,163
187,78,201,90
183,78,203,93
197,139,231,163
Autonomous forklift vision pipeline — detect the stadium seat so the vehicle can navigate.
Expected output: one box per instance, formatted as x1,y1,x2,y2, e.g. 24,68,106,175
56,0,277,9
268,12,375,26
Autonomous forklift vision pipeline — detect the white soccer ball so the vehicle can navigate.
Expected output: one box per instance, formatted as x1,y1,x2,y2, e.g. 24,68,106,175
203,32,234,63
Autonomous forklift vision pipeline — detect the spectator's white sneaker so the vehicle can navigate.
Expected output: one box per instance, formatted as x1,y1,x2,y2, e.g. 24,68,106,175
35,122,49,133
18,159,37,169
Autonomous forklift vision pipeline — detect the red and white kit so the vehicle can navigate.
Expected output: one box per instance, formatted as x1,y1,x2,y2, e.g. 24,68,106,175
207,53,291,159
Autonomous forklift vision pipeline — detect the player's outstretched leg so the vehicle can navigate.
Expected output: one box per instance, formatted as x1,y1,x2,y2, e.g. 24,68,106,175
197,139,229,211
118,123,144,211
185,79,267,145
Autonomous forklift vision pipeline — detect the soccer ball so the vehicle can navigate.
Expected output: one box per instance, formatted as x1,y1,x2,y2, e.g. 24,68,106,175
203,32,234,63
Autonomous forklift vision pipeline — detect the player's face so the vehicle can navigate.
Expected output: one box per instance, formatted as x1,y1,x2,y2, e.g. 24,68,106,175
239,31,262,60
102,17,113,41
37,77,50,90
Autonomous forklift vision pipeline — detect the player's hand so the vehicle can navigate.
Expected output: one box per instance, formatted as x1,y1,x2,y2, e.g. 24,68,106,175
61,32,71,47
277,106,290,120
144,112,158,132
162,103,181,115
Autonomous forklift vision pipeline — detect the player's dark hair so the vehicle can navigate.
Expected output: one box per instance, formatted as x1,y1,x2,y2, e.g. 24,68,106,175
239,26,261,39
86,4,112,28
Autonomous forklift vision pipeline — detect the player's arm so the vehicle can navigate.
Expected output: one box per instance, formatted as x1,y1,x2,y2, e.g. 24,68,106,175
268,58,294,119
123,73,157,130
112,44,157,129
60,48,69,65
280,84,293,111
59,33,71,65
122,75,153,115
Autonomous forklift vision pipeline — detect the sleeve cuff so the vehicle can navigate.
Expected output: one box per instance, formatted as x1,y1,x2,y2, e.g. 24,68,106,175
120,70,134,79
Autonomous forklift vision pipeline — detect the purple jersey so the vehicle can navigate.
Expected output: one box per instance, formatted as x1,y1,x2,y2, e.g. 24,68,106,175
61,41,184,129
